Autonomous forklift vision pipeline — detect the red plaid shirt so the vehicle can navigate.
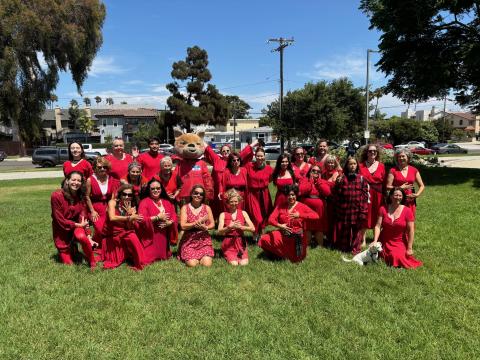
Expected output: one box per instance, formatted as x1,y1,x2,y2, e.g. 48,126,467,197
333,174,369,225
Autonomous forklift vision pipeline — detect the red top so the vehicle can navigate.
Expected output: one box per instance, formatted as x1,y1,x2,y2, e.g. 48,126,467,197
105,154,133,180
220,167,248,195
157,167,182,197
268,201,319,233
308,156,326,169
379,206,413,243
89,175,120,205
175,159,214,201
245,162,273,189
137,151,164,182
359,162,386,193
51,190,89,232
292,162,311,180
299,177,331,199
389,165,418,207
63,159,93,180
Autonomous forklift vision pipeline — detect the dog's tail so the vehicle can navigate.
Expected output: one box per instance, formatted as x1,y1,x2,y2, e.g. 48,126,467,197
341,256,354,263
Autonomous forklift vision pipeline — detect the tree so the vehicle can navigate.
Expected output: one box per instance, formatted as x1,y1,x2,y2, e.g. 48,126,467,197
166,46,229,132
225,95,251,119
0,0,106,154
83,97,91,107
48,94,58,109
433,118,454,142
106,97,114,106
68,100,80,131
371,87,385,121
132,114,165,147
78,110,94,142
360,0,480,112
262,78,365,142
95,96,102,106
373,117,439,145
120,101,128,105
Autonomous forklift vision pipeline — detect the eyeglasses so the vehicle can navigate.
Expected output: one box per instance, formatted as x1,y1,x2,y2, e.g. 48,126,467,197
368,150,377,153
295,152,304,156
221,150,230,153
97,166,108,170
150,187,161,191
192,191,205,196
122,193,133,197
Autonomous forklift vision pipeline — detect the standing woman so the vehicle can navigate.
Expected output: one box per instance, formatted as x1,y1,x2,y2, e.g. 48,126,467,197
85,157,120,249
245,147,273,242
51,171,97,268
63,142,93,179
103,184,144,270
219,152,248,211
371,188,423,269
358,144,386,242
272,154,296,208
322,154,342,246
138,179,177,264
301,165,331,247
217,189,255,266
332,156,369,254
105,138,134,180
120,162,143,203
258,185,319,262
386,149,425,218
178,185,215,267
291,146,311,180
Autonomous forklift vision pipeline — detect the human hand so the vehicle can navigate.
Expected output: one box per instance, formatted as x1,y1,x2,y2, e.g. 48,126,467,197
91,211,99,222
167,192,176,200
280,224,292,235
406,248,414,256
289,211,300,219
78,216,89,228
407,193,417,199
131,147,139,158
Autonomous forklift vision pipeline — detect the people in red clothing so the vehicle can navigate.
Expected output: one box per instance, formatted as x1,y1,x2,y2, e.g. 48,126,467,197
137,179,177,264
136,137,164,182
272,154,296,208
258,184,319,262
300,165,331,247
51,171,97,268
332,156,369,254
219,152,248,211
85,157,120,249
291,146,311,180
358,144,386,244
386,149,425,218
245,147,273,241
371,188,423,269
120,162,144,203
105,138,134,180
217,189,255,266
158,156,182,203
321,155,342,247
63,142,93,180
178,185,215,267
308,139,329,169
103,184,145,270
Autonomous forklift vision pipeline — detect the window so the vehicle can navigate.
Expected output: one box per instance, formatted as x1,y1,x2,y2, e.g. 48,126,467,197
102,120,107,126
451,121,454,125
114,122,118,127
459,119,463,125
36,150,57,155
257,133,265,140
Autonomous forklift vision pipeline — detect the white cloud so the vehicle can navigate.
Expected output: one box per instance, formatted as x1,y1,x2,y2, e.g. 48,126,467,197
151,84,169,93
123,80,145,85
89,56,128,77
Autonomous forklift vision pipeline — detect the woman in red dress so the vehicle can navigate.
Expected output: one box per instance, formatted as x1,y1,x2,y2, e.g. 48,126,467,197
137,179,177,264
51,171,97,268
120,162,144,203
358,144,386,244
178,185,215,267
272,154,296,208
332,157,369,254
371,188,422,269
291,146,311,180
103,184,144,270
300,165,331,247
258,184,319,262
63,142,93,179
105,138,134,180
217,189,255,266
85,157,120,249
386,149,425,218
219,152,248,211
321,155,341,246
308,139,329,169
158,156,182,203
245,147,273,241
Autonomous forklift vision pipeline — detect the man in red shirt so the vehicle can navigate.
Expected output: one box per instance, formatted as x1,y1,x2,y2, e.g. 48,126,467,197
137,137,164,182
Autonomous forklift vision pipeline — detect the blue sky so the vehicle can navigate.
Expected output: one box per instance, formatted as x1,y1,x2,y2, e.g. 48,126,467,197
54,0,463,117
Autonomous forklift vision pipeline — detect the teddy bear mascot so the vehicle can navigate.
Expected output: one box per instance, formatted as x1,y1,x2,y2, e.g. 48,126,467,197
173,128,214,206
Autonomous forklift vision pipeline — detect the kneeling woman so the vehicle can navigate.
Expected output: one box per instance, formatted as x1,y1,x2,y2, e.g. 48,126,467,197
258,184,319,262
51,171,97,268
217,189,255,266
178,185,215,267
103,184,145,270
370,187,422,269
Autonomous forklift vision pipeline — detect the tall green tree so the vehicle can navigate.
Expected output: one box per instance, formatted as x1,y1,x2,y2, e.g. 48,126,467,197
225,95,251,119
78,110,94,142
0,0,106,153
166,46,229,132
83,97,91,107
95,96,102,106
68,100,80,131
360,0,480,112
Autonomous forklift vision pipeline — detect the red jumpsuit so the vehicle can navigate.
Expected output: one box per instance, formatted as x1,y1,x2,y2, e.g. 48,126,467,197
137,151,164,182
105,153,133,180
221,210,248,262
258,202,319,262
175,159,214,204
63,159,93,180
50,190,95,267
359,162,386,229
219,167,248,211
389,166,419,218
245,162,273,234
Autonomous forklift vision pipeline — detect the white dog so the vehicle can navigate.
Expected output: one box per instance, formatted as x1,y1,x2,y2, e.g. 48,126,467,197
341,242,383,266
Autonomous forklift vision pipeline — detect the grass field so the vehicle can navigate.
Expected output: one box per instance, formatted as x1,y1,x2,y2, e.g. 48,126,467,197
1,167,479,359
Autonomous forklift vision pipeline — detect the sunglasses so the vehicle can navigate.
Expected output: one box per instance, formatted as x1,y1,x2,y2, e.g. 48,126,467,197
295,152,304,156
97,166,108,170
221,150,230,153
150,187,161,191
232,159,241,162
192,191,205,196
122,193,133,197
368,150,378,153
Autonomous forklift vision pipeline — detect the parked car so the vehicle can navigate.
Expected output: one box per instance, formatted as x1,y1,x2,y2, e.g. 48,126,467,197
85,151,102,164
264,142,281,150
264,147,281,161
409,146,435,155
82,143,108,155
32,147,69,167
0,150,6,161
395,141,426,149
159,143,174,151
431,144,468,154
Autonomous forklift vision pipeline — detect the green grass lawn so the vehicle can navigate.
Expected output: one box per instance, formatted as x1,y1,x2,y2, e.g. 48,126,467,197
0,169,479,359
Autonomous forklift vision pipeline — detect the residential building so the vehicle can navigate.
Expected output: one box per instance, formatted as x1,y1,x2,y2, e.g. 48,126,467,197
225,118,260,132
444,112,480,134
401,106,444,121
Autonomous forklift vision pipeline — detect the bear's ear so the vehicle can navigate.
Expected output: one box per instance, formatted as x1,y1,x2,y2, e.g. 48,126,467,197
173,127,184,139
196,130,205,140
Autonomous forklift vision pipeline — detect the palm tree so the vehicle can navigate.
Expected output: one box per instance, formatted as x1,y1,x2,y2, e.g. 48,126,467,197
372,87,385,120
95,96,102,107
106,97,114,106
70,99,78,108
83,97,91,107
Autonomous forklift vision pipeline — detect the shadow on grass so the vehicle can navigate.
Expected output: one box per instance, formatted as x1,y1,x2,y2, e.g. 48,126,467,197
256,251,284,262
412,166,480,188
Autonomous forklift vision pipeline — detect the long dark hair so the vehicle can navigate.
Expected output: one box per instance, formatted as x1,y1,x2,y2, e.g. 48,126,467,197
343,156,359,175
386,187,407,205
115,183,138,209
141,178,169,200
226,152,242,173
189,184,207,204
62,171,86,204
272,154,296,183
68,142,86,161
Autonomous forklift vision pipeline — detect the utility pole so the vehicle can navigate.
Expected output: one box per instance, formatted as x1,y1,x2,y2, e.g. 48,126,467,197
268,37,294,153
365,49,379,144
442,95,447,142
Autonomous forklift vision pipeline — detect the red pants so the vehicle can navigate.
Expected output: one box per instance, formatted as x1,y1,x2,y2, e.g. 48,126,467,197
54,227,96,268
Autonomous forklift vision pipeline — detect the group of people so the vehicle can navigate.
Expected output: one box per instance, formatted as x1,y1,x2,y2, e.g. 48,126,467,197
51,137,425,270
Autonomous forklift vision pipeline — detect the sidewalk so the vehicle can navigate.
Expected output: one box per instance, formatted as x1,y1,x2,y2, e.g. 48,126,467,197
0,170,63,180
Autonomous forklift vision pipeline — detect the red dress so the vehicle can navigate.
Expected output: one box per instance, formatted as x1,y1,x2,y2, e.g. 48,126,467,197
158,168,182,199
359,162,386,229
137,198,177,264
63,159,93,180
273,176,294,208
220,167,248,211
308,156,326,170
389,166,419,218
299,177,331,232
378,206,423,269
221,210,248,262
245,162,273,234
50,190,95,267
179,204,214,261
89,175,120,247
105,154,133,180
102,207,144,270
258,202,319,262
292,162,311,180
137,151,164,182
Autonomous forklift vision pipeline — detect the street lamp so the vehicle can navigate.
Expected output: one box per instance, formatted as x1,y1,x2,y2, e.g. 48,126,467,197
365,49,379,144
